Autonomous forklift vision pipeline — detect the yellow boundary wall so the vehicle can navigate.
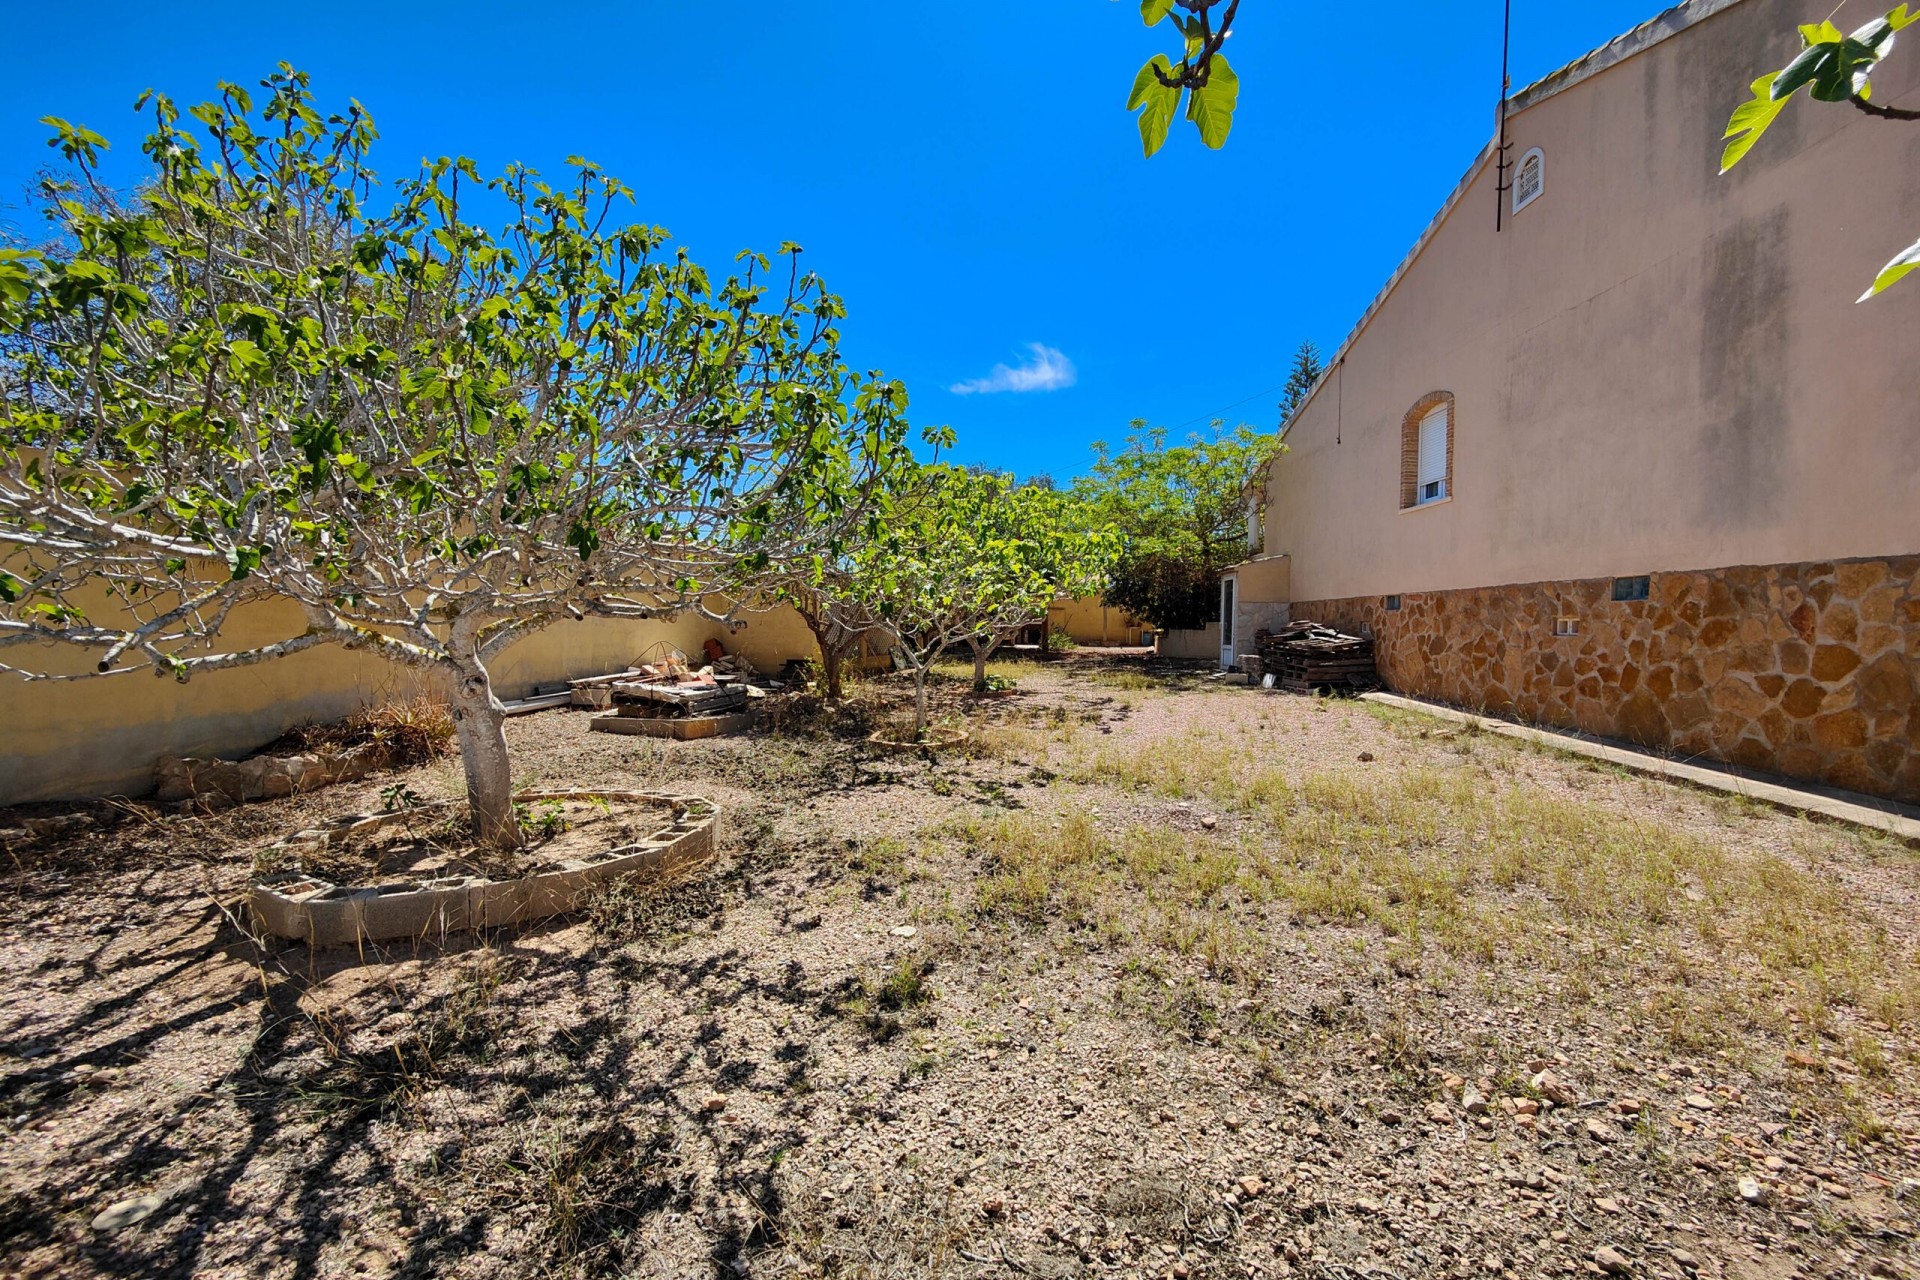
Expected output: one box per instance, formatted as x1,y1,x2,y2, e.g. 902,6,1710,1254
2,597,821,805
1047,596,1146,647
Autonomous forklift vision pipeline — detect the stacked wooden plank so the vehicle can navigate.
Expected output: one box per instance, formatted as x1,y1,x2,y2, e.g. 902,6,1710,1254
569,669,644,709
569,660,752,709
1254,621,1378,694
607,680,749,719
588,677,755,738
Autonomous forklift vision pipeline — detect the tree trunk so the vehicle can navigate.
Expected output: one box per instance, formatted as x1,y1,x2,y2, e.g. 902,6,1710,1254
803,615,833,697
804,612,853,702
913,667,929,737
1040,620,1050,656
447,661,522,851
970,637,988,690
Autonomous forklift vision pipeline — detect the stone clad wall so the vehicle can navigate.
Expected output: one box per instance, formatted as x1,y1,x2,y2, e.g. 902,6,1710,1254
1292,557,1920,804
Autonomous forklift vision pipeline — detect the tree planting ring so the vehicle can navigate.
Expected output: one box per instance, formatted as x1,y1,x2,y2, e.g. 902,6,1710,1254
247,789,715,948
866,726,969,753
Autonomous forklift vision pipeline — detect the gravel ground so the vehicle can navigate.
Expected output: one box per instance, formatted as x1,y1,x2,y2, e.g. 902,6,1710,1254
2,652,1918,1280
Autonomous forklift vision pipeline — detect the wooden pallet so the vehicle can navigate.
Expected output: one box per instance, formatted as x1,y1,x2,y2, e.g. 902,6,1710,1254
1256,622,1378,693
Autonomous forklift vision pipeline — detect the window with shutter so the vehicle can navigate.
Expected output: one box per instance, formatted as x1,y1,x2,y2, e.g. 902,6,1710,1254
1416,403,1449,503
1398,391,1454,509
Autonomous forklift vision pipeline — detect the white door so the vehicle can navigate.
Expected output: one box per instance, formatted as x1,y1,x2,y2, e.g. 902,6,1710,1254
1219,576,1236,669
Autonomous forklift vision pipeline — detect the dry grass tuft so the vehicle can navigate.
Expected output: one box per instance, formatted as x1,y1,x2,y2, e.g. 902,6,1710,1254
490,1118,685,1275
284,950,505,1121
288,694,456,766
960,723,1920,1115
584,860,723,946
842,953,937,1043
930,657,1030,687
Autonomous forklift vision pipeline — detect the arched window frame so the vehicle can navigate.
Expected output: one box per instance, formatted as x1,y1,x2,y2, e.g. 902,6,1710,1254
1511,147,1545,215
1399,392,1455,510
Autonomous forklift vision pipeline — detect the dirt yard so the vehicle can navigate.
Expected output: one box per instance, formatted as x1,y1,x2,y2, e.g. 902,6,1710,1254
4,653,1918,1280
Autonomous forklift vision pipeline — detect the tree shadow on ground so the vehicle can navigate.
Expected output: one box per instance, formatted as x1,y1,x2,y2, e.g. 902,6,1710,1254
0,661,1164,1279
0,807,887,1280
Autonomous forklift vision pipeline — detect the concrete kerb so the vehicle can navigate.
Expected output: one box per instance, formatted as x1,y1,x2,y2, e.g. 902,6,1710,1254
588,710,755,739
1359,692,1920,845
248,789,717,948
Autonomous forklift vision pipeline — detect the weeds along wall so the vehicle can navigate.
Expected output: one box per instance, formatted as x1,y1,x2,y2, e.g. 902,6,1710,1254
2,595,821,805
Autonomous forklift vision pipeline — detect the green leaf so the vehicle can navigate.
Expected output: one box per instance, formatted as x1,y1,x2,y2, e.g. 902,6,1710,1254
1129,56,1181,158
1859,234,1920,300
1186,54,1239,149
1816,38,1882,100
1126,55,1168,110
1179,14,1206,60
0,571,20,603
1770,43,1829,100
1140,0,1174,24
227,339,268,375
566,520,602,560
1721,74,1788,172
338,453,375,490
226,546,263,580
40,115,109,164
1855,5,1919,43
1773,9,1913,105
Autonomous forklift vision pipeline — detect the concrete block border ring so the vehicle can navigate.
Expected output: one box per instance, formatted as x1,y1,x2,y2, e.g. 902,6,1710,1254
248,789,716,948
866,726,969,753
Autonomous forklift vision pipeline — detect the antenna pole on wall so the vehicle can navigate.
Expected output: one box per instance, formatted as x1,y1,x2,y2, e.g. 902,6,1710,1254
1496,0,1513,232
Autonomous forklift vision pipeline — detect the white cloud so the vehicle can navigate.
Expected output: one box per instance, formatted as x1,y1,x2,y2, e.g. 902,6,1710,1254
948,343,1077,396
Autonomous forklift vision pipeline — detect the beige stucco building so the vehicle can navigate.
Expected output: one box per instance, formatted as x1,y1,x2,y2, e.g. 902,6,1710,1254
1228,0,1920,803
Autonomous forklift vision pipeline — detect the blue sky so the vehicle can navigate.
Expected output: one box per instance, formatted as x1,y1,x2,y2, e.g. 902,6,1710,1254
1,1,1667,482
